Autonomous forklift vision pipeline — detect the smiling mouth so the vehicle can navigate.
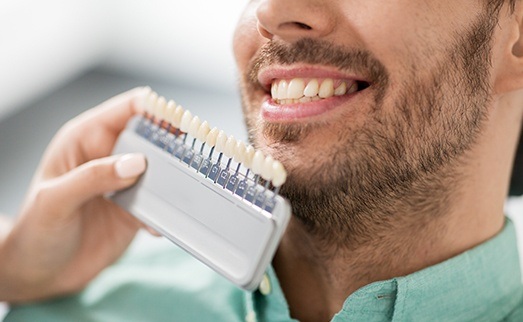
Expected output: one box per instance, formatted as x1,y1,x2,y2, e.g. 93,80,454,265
270,77,370,104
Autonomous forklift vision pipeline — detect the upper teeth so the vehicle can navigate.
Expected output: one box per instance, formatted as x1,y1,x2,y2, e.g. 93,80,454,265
271,78,358,103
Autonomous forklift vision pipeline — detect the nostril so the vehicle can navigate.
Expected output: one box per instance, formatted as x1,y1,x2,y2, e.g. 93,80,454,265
294,22,312,30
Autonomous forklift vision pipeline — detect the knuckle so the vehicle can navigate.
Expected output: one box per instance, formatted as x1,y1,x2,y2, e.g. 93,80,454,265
83,160,110,179
30,181,56,208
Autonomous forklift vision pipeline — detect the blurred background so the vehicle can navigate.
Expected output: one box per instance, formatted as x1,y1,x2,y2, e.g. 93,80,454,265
0,0,248,216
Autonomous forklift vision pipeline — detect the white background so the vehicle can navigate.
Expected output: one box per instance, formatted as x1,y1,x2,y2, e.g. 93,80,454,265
0,0,246,120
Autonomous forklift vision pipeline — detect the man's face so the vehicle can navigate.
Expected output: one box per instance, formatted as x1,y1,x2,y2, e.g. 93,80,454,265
234,0,499,242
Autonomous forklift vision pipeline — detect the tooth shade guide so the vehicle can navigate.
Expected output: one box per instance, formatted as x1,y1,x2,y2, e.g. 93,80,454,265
113,114,292,290
135,90,288,189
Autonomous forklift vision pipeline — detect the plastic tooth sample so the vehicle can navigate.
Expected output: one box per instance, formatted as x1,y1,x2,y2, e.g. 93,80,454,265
155,96,167,121
224,136,237,159
136,86,152,112
146,92,158,115
261,155,275,181
165,100,176,125
171,105,184,128
189,116,201,138
244,145,255,169
180,110,193,133
215,130,227,153
206,127,219,147
271,161,287,187
251,150,265,176
197,121,211,142
234,141,247,163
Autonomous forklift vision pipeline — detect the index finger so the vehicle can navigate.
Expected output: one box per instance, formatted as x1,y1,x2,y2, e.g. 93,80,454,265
72,86,150,137
42,87,150,172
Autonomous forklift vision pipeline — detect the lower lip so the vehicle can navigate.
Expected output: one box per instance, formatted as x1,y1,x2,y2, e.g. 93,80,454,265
261,94,356,122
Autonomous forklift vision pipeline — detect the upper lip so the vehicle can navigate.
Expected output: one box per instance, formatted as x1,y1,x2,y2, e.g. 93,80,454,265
257,64,369,92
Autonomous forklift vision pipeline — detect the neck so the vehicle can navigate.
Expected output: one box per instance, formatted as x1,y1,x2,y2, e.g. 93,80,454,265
274,190,505,322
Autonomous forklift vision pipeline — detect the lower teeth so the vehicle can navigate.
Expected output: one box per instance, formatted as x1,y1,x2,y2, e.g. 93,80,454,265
275,96,322,104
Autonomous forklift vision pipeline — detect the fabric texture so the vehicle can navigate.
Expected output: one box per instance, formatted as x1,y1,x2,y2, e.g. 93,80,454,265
5,218,523,322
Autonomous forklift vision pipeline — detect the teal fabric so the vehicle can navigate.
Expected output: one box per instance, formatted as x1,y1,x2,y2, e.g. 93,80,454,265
5,218,523,322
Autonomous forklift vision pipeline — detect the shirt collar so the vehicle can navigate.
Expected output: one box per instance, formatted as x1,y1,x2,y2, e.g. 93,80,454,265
246,218,523,322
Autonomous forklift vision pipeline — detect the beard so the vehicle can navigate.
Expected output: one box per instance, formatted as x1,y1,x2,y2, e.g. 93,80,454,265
240,13,497,247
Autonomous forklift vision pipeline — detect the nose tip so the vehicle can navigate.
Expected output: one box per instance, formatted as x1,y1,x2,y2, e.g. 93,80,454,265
256,0,335,42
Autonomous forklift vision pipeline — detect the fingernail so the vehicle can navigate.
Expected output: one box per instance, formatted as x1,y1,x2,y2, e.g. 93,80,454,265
115,153,147,179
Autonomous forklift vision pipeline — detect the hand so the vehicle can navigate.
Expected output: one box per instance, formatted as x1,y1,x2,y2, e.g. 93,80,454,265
0,88,150,303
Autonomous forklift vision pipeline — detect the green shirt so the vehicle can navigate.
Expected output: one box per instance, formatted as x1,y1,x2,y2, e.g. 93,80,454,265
6,218,523,321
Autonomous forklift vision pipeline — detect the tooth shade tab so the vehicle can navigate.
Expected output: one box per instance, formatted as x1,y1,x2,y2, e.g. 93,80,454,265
136,86,152,112
234,141,247,163
271,161,287,187
180,110,193,132
165,100,176,123
215,130,227,153
172,105,184,128
189,116,201,138
155,96,167,120
224,135,237,158
197,121,211,142
206,127,219,147
244,145,255,168
261,155,275,181
252,150,265,175
146,91,158,115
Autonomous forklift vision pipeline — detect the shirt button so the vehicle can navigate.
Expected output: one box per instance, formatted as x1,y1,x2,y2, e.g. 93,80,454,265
245,310,257,322
259,273,271,295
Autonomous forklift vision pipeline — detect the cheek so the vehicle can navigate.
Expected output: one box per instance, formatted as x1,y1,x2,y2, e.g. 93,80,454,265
233,6,266,73
344,1,483,79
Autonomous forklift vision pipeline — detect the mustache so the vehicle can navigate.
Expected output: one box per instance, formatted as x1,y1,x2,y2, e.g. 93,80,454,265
247,38,390,88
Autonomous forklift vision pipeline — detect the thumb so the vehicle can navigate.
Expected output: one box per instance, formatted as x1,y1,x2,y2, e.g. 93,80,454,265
48,153,147,210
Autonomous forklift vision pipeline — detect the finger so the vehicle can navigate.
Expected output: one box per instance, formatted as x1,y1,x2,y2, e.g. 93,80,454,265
83,86,150,135
42,87,151,167
82,86,149,130
61,86,150,141
46,153,147,212
144,226,163,237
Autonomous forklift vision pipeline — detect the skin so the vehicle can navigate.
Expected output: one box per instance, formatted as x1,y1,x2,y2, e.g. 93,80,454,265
234,0,523,321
